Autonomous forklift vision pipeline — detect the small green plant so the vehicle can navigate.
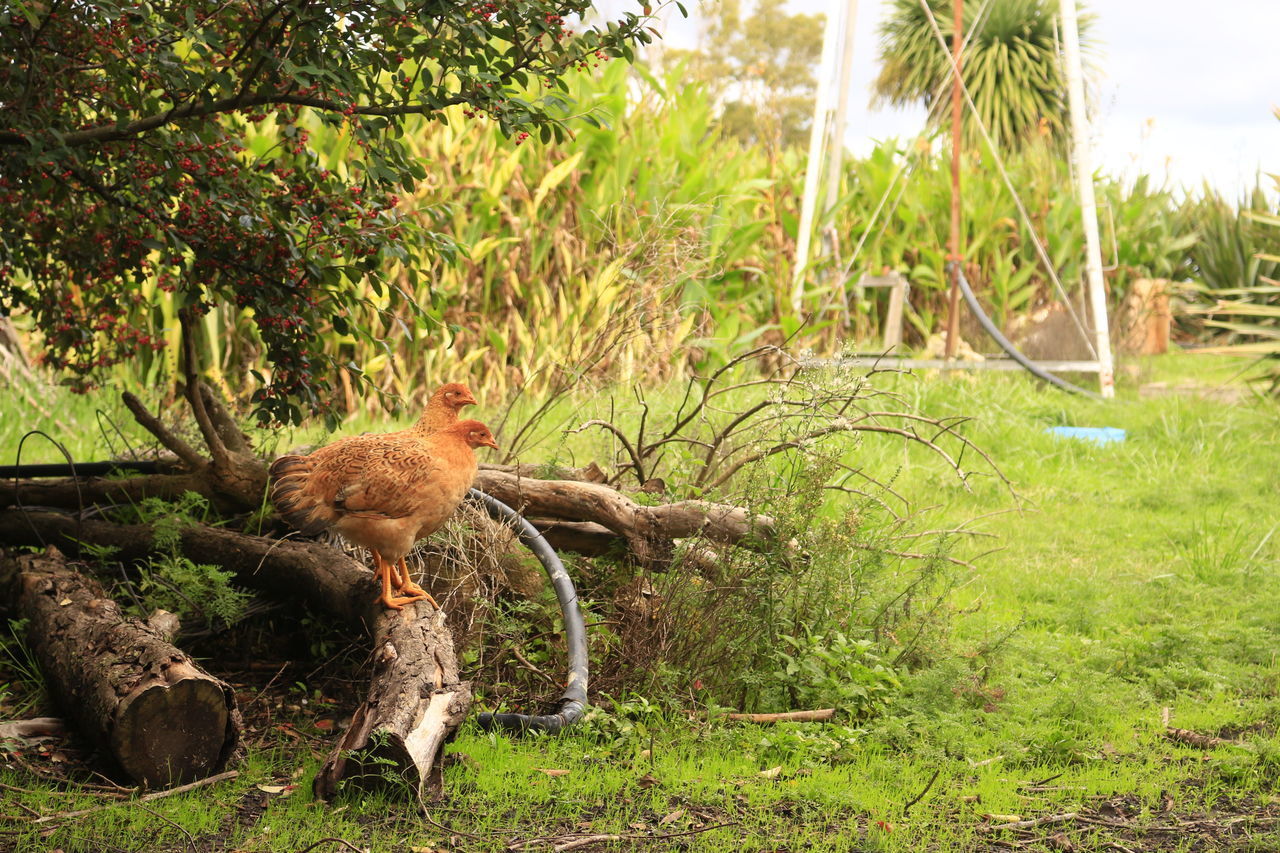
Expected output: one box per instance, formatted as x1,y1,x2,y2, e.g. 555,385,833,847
73,539,122,565
752,722,868,767
574,694,668,757
135,553,249,629
770,631,902,718
0,619,46,718
115,491,249,630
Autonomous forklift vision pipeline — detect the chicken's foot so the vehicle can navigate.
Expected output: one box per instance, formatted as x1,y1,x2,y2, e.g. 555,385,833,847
374,551,430,611
393,557,440,609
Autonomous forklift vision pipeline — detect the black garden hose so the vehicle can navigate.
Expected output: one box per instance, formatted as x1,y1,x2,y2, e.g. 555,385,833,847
467,488,588,734
952,261,1102,400
0,459,164,479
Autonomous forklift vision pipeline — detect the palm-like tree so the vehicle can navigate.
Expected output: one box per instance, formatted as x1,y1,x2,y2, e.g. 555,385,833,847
872,0,1094,151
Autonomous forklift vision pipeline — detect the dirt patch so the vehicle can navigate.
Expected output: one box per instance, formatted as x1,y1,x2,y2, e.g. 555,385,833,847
977,791,1280,852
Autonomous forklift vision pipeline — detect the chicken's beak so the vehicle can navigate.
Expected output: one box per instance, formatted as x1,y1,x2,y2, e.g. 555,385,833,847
461,391,479,407
482,437,499,451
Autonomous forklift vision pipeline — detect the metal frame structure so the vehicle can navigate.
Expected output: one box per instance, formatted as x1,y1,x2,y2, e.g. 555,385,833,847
791,0,1116,399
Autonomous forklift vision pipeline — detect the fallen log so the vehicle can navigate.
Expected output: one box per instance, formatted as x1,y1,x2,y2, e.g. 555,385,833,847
3,465,776,565
0,509,372,621
529,519,625,556
473,468,776,563
0,508,469,800
313,606,470,800
0,547,241,786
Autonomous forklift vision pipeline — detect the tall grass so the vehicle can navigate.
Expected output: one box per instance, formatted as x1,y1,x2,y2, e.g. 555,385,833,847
265,62,1203,413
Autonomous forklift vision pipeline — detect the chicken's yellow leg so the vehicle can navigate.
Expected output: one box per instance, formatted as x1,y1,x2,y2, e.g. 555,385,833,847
375,550,428,611
394,557,439,609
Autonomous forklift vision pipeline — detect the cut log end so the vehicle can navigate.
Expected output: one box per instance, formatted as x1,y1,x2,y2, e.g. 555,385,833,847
112,676,236,787
0,547,242,787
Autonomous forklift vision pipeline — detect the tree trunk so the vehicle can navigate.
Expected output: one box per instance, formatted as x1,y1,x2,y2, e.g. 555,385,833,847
0,547,241,786
0,509,470,799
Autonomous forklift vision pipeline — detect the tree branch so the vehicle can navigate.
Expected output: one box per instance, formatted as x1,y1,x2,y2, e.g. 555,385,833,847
0,90,469,148
120,392,208,472
570,420,647,485
198,383,253,456
178,310,230,468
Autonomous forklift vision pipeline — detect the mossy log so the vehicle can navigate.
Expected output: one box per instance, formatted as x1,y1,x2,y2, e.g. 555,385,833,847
0,547,241,786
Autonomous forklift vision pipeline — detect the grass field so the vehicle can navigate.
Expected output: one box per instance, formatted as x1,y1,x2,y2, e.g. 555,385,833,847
2,352,1279,852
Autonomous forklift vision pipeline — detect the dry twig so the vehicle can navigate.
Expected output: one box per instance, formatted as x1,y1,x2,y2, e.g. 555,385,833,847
1164,727,1235,749
982,813,1079,832
294,838,369,853
31,770,239,825
723,709,835,723
509,821,737,852
902,769,941,815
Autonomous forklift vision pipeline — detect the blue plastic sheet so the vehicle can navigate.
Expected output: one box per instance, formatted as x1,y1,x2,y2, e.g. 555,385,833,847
1046,426,1126,445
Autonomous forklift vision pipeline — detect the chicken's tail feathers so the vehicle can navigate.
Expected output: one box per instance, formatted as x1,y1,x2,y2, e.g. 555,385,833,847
268,454,333,536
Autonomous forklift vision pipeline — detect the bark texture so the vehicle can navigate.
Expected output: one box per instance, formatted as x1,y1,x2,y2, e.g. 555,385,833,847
313,605,471,800
0,547,241,786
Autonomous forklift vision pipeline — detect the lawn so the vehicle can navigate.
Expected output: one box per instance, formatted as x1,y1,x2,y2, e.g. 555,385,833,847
2,352,1279,852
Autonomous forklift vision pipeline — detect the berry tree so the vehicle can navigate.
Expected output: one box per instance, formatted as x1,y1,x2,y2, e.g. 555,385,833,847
0,0,655,429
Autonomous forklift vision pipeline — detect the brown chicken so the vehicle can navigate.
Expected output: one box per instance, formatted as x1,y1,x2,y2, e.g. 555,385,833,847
269,388,496,610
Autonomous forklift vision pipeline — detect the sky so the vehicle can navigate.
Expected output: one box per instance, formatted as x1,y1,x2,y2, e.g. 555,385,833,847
647,0,1280,199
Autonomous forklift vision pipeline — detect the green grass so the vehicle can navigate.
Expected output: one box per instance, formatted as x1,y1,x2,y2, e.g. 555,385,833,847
3,352,1280,851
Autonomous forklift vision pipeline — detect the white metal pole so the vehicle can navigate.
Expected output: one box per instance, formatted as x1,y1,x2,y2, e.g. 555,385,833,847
1060,0,1114,397
824,0,859,215
789,0,843,315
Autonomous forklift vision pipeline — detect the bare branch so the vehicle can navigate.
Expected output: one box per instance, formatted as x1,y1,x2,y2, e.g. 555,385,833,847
120,392,208,471
570,419,647,485
178,311,230,468
705,421,967,493
0,90,470,149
